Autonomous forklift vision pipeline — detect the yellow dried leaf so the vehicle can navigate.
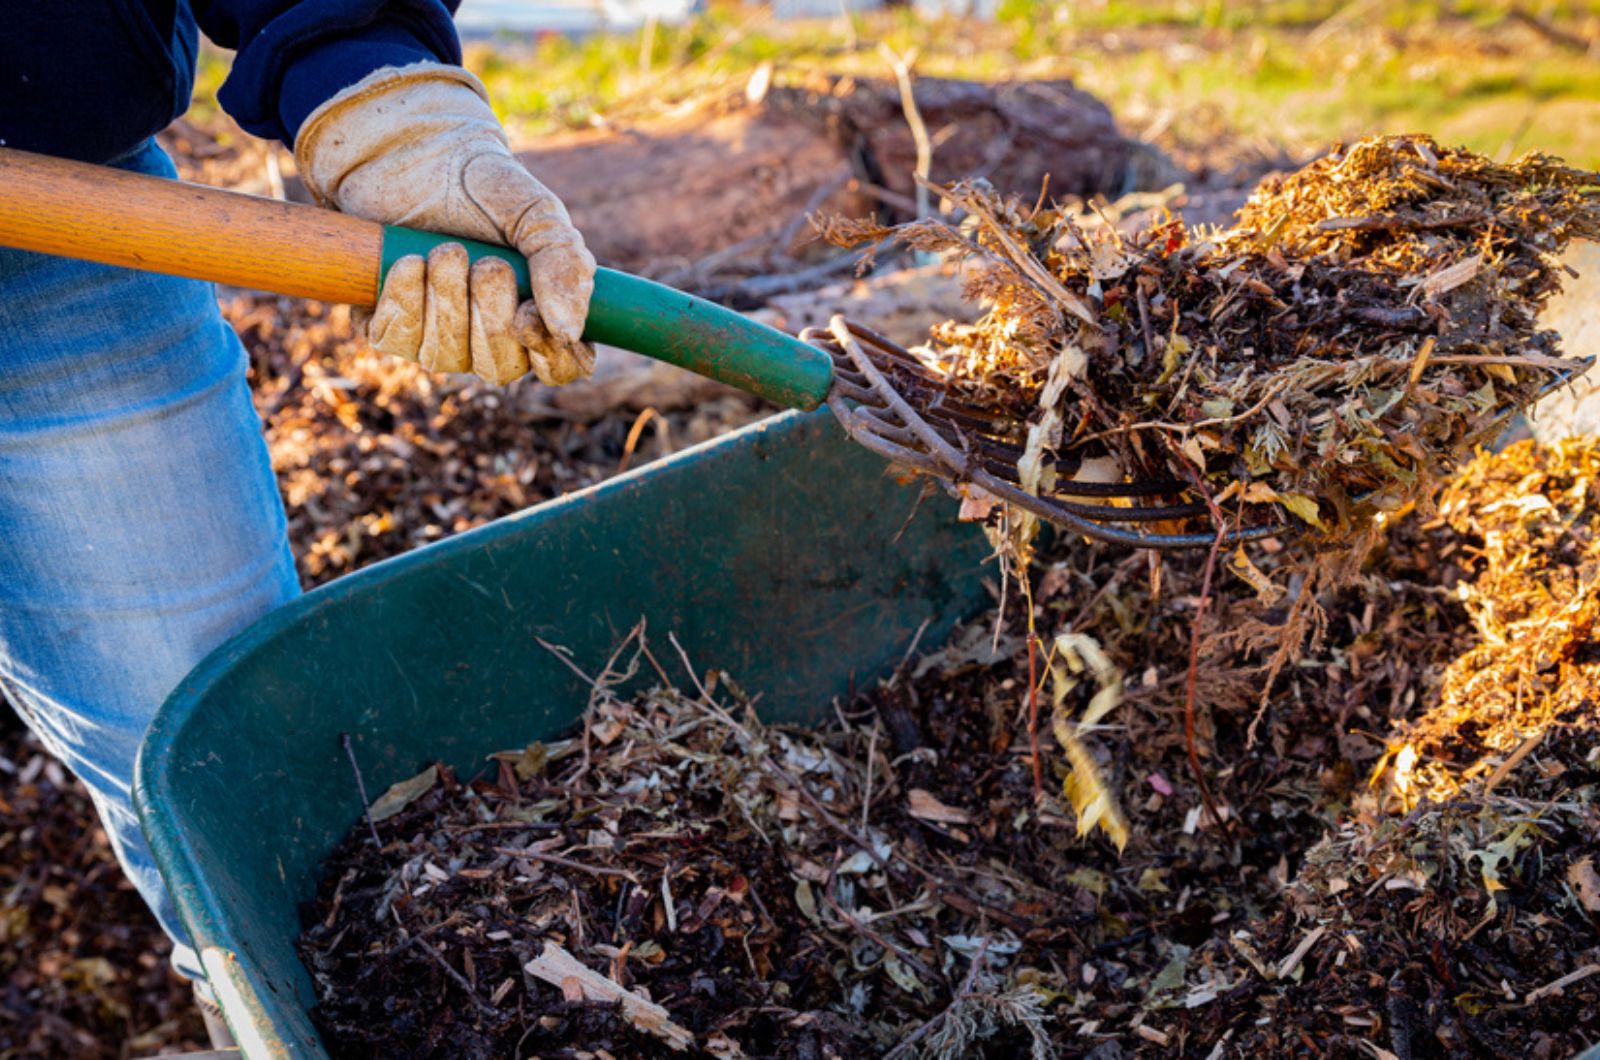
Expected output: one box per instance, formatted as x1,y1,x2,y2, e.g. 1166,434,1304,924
1058,729,1129,852
1230,546,1285,606
1278,493,1326,530
1156,333,1190,385
1049,633,1123,727
1048,632,1129,852
1240,481,1281,504
1180,434,1206,472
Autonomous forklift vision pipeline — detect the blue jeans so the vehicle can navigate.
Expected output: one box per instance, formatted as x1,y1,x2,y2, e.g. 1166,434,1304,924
0,140,301,981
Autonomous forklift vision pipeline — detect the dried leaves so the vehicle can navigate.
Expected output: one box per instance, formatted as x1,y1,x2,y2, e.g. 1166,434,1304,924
228,294,766,590
835,135,1599,548
0,733,207,1057
300,430,1600,1055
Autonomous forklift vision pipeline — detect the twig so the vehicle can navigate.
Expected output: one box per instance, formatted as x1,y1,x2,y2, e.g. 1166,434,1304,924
1524,962,1600,1003
1027,628,1043,801
1482,730,1546,796
616,406,664,475
535,636,599,687
879,44,934,233
1066,551,1147,632
1076,379,1289,443
493,847,639,882
1507,6,1597,54
1185,528,1230,834
1275,924,1327,979
1136,280,1157,365
771,168,853,266
340,732,384,850
885,617,933,691
1166,444,1232,834
822,883,942,986
699,237,898,304
671,632,1032,933
655,229,782,290
860,720,880,835
391,907,496,1017
940,182,1099,329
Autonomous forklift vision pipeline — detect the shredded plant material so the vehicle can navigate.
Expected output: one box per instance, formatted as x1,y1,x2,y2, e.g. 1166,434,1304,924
824,135,1600,550
301,437,1600,1058
1374,437,1600,806
0,725,206,1058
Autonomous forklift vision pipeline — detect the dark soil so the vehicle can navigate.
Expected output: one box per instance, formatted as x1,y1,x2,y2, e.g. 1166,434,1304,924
0,719,207,1059
296,440,1600,1059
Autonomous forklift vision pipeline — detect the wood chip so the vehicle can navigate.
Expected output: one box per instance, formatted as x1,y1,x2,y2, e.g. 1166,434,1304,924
525,941,695,1051
1525,962,1600,1004
1275,924,1327,980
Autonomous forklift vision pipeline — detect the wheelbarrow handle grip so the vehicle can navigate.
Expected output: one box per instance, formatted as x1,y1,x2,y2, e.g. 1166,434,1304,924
0,147,833,411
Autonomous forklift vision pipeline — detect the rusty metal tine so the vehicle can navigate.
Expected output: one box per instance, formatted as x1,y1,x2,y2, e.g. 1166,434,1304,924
810,321,1292,548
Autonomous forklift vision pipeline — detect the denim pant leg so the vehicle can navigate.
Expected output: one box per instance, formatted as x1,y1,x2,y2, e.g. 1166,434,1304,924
0,140,302,981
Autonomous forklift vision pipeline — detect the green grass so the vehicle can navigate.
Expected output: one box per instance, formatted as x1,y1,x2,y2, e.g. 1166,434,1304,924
188,1,1600,169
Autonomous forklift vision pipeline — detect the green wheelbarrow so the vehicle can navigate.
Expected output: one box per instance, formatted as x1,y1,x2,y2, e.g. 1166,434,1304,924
0,146,1005,1055
0,146,994,1053
133,408,994,1057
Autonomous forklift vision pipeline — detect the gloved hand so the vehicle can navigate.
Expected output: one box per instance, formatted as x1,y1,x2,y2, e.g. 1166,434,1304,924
295,63,595,386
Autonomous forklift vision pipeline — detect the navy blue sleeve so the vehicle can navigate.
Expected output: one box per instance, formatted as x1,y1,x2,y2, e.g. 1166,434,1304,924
192,1,463,146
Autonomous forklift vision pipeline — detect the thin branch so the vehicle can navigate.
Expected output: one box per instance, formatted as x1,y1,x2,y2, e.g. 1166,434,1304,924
340,732,384,850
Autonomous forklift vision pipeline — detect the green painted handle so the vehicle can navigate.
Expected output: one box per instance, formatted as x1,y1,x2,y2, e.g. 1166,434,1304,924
381,226,834,411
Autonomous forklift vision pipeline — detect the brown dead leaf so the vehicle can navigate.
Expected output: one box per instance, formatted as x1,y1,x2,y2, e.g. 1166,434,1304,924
906,788,972,825
368,765,438,823
1567,856,1600,912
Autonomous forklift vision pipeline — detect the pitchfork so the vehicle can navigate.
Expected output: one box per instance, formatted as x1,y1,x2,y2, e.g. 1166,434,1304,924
0,147,1570,550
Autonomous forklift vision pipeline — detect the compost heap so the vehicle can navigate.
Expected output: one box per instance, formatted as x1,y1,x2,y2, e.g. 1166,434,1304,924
300,437,1600,1059
825,134,1600,552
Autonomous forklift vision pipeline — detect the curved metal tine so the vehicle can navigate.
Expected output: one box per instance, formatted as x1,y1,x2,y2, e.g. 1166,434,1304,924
815,322,1293,548
838,323,1200,501
827,395,964,483
968,464,1287,549
844,409,1213,523
1047,498,1212,523
838,397,1287,546
1534,355,1594,399
912,411,1188,498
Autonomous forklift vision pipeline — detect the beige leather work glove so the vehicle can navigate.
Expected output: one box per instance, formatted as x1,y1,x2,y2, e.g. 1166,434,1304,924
295,63,595,385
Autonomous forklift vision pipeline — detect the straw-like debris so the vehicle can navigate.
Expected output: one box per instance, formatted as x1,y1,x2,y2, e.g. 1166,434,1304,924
824,135,1599,551
301,437,1600,1058
1373,437,1600,806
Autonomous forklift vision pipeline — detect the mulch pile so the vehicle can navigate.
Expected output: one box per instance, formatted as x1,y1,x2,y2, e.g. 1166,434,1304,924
299,436,1600,1059
824,135,1600,551
0,726,207,1057
231,295,767,587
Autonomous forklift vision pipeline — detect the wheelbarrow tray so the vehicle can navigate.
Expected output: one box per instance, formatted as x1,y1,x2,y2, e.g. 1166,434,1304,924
134,408,992,1058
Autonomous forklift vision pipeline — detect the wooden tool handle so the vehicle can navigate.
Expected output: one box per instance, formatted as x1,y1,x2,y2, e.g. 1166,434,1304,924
0,146,384,304
0,146,836,410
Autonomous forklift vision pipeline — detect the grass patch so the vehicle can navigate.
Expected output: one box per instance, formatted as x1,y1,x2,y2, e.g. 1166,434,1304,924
186,2,1600,169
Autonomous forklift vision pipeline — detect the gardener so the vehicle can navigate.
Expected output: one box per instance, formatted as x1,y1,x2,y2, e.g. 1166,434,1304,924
1,2,594,1045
